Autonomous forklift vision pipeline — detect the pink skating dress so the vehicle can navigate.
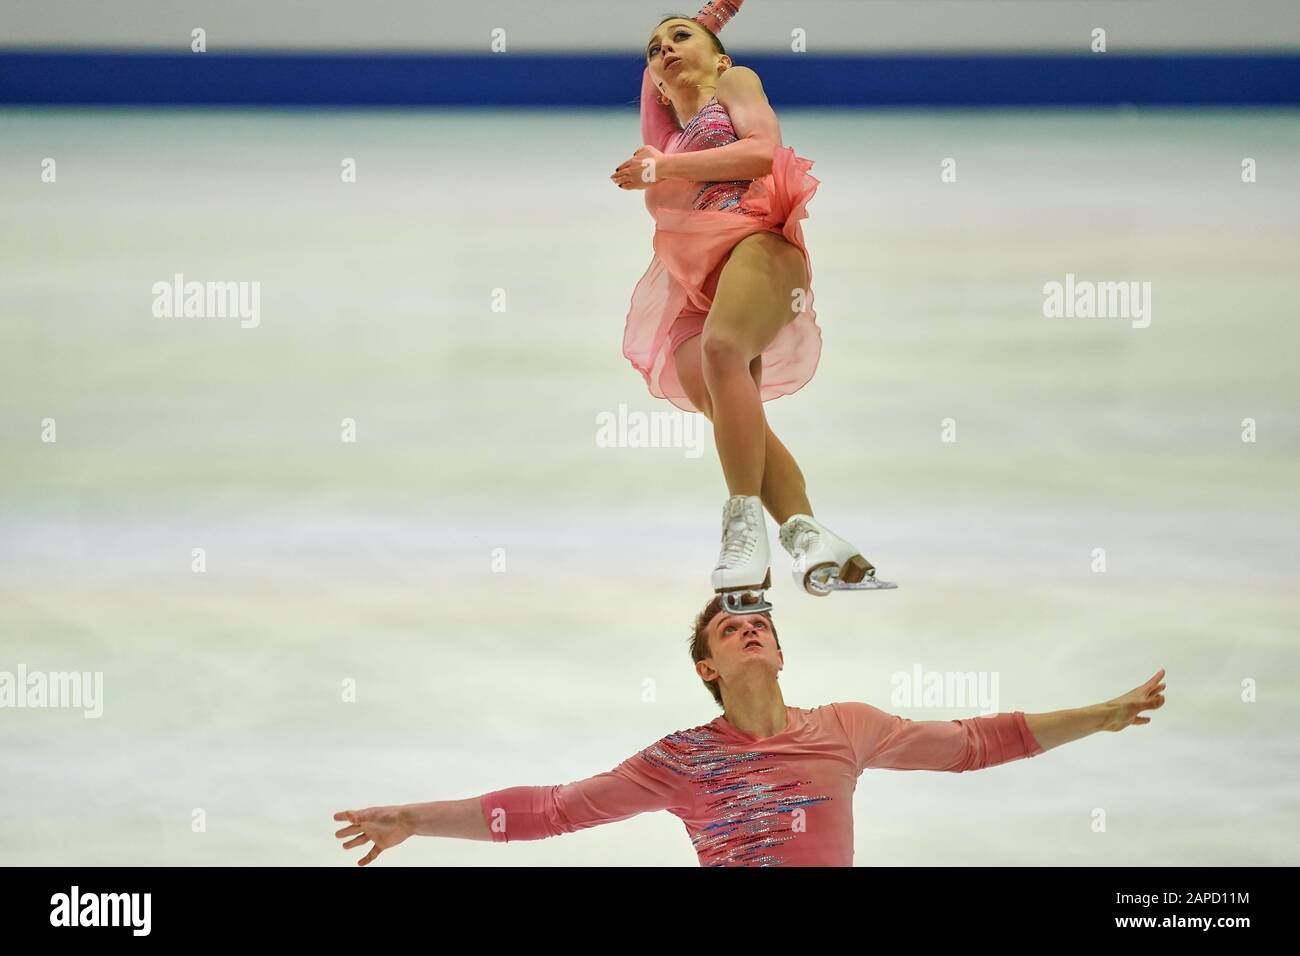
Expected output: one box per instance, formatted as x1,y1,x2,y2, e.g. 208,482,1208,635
622,0,823,414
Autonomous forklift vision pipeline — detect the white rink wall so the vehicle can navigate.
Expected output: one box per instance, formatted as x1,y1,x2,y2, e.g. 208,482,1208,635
3,0,1300,52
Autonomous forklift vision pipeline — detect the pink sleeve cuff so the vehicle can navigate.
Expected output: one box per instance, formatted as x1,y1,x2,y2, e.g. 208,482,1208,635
959,711,1046,770
694,0,745,34
479,791,504,842
1012,710,1046,757
479,786,559,843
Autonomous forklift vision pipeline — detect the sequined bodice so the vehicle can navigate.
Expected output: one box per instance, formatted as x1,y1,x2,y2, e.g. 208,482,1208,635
672,96,764,215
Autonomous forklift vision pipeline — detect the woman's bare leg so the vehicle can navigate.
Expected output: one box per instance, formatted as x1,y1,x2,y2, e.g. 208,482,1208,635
676,343,814,523
671,241,815,525
699,231,809,502
751,357,814,525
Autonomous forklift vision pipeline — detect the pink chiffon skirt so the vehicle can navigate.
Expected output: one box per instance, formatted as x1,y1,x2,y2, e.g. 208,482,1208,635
622,145,823,414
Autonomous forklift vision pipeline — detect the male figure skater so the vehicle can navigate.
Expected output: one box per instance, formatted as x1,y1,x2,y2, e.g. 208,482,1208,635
334,594,1166,866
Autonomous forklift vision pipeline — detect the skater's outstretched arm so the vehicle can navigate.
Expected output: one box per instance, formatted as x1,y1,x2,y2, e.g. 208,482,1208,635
475,755,687,842
834,703,1046,774
1023,668,1167,749
833,669,1167,774
333,746,686,865
333,799,488,865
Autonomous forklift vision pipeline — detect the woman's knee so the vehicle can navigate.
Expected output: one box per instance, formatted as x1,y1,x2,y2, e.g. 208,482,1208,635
700,331,750,371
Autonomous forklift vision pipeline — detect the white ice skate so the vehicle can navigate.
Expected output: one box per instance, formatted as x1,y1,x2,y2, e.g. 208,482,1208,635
779,514,897,595
712,494,773,613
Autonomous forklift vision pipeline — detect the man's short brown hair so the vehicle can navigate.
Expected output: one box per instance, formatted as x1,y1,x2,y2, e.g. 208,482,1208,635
688,593,780,709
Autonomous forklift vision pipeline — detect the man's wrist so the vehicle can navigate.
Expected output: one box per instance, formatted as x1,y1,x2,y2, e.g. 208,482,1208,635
397,802,431,836
1086,702,1115,731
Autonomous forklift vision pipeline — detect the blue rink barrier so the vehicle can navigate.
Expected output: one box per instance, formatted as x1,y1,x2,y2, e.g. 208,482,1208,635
2,50,1298,107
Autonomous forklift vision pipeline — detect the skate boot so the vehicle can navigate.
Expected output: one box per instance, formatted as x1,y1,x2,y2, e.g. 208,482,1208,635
779,513,897,595
712,494,773,614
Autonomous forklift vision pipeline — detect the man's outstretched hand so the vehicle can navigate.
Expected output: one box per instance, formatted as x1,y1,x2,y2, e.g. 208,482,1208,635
333,806,412,866
1100,668,1167,732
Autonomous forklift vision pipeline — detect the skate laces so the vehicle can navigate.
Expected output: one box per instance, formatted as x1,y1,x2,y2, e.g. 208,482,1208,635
781,516,820,556
718,498,760,569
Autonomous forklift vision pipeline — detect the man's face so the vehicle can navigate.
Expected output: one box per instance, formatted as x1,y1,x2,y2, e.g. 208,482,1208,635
645,18,727,92
697,609,783,689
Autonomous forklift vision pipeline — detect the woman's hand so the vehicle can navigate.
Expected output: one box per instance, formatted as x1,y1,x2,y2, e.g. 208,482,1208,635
611,145,666,190
1099,668,1167,732
333,805,413,866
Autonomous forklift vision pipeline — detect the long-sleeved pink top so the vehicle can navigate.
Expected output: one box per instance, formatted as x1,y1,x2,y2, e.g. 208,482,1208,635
479,703,1045,866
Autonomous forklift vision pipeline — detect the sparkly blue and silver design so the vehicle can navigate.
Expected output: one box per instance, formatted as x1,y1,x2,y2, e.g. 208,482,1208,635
640,725,831,866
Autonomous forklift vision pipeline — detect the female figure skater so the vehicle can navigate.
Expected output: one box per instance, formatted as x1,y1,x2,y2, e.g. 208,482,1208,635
611,0,893,612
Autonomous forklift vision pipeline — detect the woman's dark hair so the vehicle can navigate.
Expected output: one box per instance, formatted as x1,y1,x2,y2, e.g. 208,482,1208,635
689,592,780,709
653,15,727,58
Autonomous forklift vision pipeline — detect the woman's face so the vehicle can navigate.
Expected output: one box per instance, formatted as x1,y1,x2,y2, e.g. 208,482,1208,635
645,18,724,91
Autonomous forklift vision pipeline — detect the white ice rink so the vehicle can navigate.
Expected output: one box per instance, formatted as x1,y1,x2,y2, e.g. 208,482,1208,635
1,105,1298,865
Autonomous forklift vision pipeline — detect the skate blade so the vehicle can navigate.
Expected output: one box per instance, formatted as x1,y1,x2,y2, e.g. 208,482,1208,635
808,569,897,593
719,589,772,614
